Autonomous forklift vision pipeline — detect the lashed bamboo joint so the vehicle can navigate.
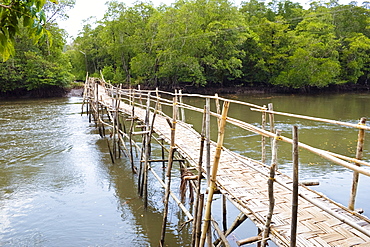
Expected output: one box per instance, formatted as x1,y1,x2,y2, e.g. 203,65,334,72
83,77,370,247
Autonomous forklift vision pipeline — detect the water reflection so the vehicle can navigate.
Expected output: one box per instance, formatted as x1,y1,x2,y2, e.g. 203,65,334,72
1,92,370,246
0,97,171,246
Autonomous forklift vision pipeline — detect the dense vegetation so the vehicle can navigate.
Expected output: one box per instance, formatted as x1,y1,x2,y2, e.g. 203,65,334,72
0,0,74,94
1,0,370,94
69,0,370,91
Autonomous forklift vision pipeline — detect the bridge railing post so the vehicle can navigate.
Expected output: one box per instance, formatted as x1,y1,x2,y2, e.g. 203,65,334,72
261,129,280,246
261,105,267,164
349,117,366,211
179,90,185,122
206,98,211,185
200,100,230,247
290,126,299,247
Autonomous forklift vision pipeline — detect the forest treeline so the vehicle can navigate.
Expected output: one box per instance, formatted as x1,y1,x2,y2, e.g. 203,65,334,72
68,0,370,91
1,0,370,94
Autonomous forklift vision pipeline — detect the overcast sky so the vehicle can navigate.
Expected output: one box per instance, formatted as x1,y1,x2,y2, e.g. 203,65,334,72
58,0,353,42
59,0,171,40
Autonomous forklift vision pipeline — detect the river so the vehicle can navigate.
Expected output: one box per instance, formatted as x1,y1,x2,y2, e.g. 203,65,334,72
0,93,369,246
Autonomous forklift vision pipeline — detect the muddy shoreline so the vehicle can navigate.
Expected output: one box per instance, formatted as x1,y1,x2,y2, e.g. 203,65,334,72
1,82,369,99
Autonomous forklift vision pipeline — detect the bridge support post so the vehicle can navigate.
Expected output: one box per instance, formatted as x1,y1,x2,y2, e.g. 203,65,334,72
192,106,207,246
160,96,178,246
129,88,136,173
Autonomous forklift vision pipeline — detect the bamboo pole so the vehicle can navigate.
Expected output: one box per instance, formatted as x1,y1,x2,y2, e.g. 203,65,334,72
175,90,181,121
214,212,248,246
192,106,207,247
211,215,231,247
215,93,221,128
161,138,166,168
148,161,193,220
199,101,230,247
129,88,136,173
349,117,366,211
179,89,185,122
290,126,299,247
106,138,115,164
268,103,275,135
236,236,262,246
160,96,178,246
222,195,227,232
195,194,205,247
143,92,152,209
261,130,280,246
251,108,370,131
261,105,267,164
271,129,281,170
112,98,117,159
206,98,211,185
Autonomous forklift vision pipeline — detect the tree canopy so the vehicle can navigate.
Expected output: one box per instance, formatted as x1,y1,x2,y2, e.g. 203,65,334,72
0,0,59,61
0,0,75,94
69,0,370,90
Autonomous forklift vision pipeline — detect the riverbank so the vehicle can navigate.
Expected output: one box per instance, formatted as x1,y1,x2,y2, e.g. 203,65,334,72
1,81,369,99
184,81,370,95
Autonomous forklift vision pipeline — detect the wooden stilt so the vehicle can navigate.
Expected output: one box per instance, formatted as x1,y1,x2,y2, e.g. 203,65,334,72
349,117,366,210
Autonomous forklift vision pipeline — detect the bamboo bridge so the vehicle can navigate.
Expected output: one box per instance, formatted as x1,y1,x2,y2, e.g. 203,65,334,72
82,77,370,247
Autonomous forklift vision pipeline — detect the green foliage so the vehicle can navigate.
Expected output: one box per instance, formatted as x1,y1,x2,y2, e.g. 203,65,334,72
68,0,370,90
0,0,58,61
0,24,73,93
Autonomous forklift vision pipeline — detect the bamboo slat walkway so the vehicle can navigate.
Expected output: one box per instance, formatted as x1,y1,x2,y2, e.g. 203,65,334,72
90,80,370,247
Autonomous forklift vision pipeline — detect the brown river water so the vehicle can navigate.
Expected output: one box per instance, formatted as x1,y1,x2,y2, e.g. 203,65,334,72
1,92,370,246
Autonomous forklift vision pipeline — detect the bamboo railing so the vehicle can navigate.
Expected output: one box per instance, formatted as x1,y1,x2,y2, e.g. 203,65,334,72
83,78,370,247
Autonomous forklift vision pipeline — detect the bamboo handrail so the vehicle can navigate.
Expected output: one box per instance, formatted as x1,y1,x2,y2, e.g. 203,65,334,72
222,115,370,175
251,108,370,131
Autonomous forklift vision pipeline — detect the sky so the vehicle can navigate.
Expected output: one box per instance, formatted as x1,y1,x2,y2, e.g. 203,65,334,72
59,0,168,40
58,0,353,42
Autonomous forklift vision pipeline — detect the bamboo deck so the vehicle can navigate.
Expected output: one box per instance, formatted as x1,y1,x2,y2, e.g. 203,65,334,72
94,83,370,247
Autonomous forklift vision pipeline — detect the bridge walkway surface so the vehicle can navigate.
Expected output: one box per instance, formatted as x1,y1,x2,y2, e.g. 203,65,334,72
86,79,370,247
